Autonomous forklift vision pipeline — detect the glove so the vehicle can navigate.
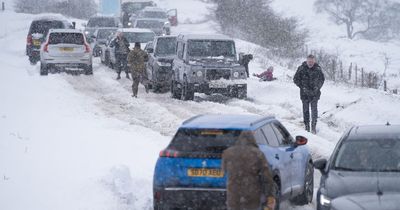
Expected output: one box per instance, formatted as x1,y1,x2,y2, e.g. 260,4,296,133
264,196,276,210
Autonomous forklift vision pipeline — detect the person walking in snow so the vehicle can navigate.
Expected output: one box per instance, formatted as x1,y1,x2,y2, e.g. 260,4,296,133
128,42,149,98
294,54,325,134
222,132,276,210
110,32,130,80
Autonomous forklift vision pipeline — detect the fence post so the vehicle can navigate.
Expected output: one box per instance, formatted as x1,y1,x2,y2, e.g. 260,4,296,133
340,61,343,80
355,64,358,86
332,59,336,81
348,63,353,82
361,68,364,87
384,80,387,91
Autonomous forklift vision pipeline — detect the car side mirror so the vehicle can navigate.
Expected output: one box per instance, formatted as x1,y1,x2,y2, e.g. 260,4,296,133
294,135,308,146
314,159,328,174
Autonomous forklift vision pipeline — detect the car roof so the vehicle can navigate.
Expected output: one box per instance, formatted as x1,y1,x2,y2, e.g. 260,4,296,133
135,18,166,22
117,28,154,33
33,15,68,22
49,29,83,34
180,114,275,131
142,7,165,12
156,35,177,39
178,34,234,42
89,15,117,19
347,124,400,140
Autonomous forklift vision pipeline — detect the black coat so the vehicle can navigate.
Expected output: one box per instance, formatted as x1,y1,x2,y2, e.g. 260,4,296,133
110,37,130,55
294,62,325,101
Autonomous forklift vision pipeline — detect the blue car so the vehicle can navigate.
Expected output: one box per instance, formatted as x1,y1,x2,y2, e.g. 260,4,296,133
153,114,314,210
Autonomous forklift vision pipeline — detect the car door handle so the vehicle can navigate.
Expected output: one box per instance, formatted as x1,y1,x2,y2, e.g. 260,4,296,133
290,153,294,159
275,154,279,160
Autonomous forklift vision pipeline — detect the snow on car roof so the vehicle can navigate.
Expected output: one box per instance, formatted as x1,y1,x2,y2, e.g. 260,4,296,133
142,7,165,12
49,29,84,33
349,124,400,140
33,15,68,22
180,114,275,131
117,28,154,33
179,34,234,41
135,18,166,22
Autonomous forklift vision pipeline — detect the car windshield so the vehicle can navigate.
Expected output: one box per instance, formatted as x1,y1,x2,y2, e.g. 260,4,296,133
142,11,167,19
97,29,116,39
29,21,64,35
168,129,241,153
155,37,176,56
188,40,236,58
123,32,155,43
87,18,117,27
135,20,164,28
48,33,84,45
333,139,400,172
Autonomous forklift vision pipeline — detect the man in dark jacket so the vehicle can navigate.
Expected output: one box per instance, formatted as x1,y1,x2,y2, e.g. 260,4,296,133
110,32,130,80
294,55,325,134
222,131,276,210
240,53,253,78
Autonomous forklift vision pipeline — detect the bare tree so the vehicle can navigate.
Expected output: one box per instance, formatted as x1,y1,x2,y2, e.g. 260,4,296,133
314,0,400,40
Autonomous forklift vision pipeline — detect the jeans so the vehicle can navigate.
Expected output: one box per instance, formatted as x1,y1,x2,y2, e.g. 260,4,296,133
115,53,128,75
302,98,318,124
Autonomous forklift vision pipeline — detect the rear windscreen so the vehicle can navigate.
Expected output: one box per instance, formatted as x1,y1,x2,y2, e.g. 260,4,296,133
136,20,164,28
48,33,84,45
87,18,117,27
168,129,241,153
29,21,64,35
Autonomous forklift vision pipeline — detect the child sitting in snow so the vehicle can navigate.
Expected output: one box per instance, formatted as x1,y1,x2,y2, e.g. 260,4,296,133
253,66,276,81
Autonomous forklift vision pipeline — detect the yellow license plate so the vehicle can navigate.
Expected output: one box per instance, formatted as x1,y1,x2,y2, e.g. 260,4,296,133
188,168,224,178
60,47,74,52
33,40,41,46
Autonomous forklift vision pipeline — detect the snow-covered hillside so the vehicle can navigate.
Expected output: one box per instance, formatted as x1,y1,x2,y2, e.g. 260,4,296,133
1,0,400,210
271,0,400,90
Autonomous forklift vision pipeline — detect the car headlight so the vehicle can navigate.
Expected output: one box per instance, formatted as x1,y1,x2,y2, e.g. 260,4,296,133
85,31,89,35
320,194,331,206
156,61,172,67
233,72,239,78
196,71,203,77
128,22,132,26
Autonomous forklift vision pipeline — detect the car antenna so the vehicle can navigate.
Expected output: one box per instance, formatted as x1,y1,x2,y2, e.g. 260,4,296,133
386,121,391,126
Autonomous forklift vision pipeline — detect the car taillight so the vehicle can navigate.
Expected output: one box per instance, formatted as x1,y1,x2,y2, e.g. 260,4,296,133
84,43,90,53
43,42,49,52
159,150,179,158
27,35,32,45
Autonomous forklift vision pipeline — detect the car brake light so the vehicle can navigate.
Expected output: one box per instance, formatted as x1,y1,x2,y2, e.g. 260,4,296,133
27,35,32,45
43,42,49,52
159,150,179,158
84,43,90,53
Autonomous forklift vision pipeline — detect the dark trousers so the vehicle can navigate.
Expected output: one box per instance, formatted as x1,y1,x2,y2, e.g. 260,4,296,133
115,53,128,75
244,64,249,77
302,98,318,124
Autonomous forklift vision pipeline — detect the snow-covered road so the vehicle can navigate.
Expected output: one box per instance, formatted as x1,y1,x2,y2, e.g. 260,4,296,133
1,1,400,209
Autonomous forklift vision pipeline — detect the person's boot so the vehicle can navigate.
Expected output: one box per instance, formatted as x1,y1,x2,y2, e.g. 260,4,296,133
305,122,310,132
116,73,121,80
311,122,317,134
145,84,149,93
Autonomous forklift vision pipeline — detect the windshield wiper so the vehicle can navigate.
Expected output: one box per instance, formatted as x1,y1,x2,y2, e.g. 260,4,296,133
334,166,358,171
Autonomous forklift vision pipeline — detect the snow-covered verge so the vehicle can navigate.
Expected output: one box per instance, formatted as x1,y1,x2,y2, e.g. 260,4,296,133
270,0,400,90
1,0,400,210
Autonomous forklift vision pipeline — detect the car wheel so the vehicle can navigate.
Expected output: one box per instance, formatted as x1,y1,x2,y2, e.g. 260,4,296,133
29,56,39,65
171,80,182,99
291,162,314,205
84,65,93,75
181,77,194,101
40,63,48,76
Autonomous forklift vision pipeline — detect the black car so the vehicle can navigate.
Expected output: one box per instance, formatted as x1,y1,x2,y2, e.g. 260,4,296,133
146,35,177,92
330,192,400,210
314,124,400,210
26,16,73,64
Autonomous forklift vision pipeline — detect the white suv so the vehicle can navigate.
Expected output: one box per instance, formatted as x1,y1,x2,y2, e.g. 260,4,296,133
40,29,93,76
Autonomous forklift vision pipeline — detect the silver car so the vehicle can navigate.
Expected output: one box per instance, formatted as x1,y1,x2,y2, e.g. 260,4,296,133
40,29,93,75
133,18,171,36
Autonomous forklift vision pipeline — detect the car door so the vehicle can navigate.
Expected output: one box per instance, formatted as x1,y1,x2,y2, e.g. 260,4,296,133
270,122,305,195
260,124,292,197
167,9,178,26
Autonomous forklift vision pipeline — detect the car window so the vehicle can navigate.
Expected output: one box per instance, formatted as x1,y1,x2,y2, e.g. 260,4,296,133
142,11,167,19
169,129,241,154
187,40,236,58
177,42,184,59
271,123,293,146
29,21,64,35
135,20,164,28
155,37,176,56
124,32,155,43
97,29,116,39
48,33,85,45
261,124,280,147
254,129,268,145
87,18,117,27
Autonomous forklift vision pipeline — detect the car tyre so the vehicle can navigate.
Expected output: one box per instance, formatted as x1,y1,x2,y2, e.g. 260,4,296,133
29,56,39,65
171,80,182,99
40,63,48,76
290,162,314,205
181,79,194,101
84,65,93,75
